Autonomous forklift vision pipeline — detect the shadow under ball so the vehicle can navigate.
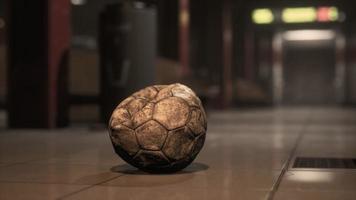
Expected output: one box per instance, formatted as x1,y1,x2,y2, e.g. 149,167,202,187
109,83,207,173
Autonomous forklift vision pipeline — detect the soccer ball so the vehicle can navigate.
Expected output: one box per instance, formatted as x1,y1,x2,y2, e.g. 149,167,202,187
109,83,207,173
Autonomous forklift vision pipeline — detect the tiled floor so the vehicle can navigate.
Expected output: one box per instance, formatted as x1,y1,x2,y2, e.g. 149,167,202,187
1,107,356,200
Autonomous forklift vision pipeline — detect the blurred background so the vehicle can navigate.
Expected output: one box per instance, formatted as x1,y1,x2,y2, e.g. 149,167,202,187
0,0,356,128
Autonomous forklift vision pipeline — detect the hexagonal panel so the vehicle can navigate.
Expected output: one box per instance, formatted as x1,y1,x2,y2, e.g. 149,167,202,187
110,108,132,128
191,133,205,158
133,86,158,100
153,97,190,130
187,109,206,136
171,84,202,107
111,124,140,156
153,85,166,91
132,103,154,128
172,83,195,94
136,120,168,151
155,86,173,102
125,98,148,116
132,150,170,167
163,127,195,161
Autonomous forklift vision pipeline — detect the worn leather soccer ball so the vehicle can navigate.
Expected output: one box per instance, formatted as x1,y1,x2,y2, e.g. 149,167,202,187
109,83,207,173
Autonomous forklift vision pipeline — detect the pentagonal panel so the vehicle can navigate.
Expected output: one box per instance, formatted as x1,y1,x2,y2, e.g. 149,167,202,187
133,86,158,100
136,120,168,150
110,124,140,156
153,85,166,91
110,108,132,128
172,83,195,94
125,98,148,116
171,84,202,107
155,86,173,101
187,109,206,136
163,127,195,160
132,150,170,167
132,103,154,128
191,133,206,158
153,97,190,130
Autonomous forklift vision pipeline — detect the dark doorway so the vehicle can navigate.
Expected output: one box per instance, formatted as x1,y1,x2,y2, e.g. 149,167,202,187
282,34,337,105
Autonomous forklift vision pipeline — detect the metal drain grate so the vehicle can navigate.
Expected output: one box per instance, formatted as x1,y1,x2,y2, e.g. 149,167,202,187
293,157,356,169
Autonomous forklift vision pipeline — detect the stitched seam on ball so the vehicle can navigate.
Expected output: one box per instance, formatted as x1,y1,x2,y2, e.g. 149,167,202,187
155,91,174,104
160,129,169,150
186,106,193,127
129,101,149,127
133,129,143,152
160,150,173,163
132,149,142,161
151,118,169,131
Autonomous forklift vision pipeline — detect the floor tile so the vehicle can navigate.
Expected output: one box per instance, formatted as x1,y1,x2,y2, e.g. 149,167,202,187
294,133,356,158
0,182,86,200
0,163,121,185
102,165,280,191
1,107,356,200
62,185,269,200
0,129,114,164
0,163,8,167
30,148,124,166
274,190,356,200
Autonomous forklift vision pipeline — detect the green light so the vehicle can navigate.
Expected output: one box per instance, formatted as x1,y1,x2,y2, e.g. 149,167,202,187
329,7,339,21
282,7,317,23
252,8,274,24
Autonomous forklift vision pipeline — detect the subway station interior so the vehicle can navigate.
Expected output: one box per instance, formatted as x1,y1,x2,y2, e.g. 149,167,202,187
1,0,356,199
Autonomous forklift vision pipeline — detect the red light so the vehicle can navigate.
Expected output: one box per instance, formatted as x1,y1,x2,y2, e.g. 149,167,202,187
317,7,330,22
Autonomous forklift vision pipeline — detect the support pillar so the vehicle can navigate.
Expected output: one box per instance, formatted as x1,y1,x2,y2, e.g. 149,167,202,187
221,0,233,107
179,0,190,77
7,0,70,128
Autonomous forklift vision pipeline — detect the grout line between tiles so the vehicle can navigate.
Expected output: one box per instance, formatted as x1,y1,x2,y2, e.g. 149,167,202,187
265,110,313,200
1,158,120,168
56,174,125,200
0,158,49,168
0,179,111,186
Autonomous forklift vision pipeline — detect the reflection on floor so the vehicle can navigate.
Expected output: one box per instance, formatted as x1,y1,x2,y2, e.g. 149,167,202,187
1,107,356,200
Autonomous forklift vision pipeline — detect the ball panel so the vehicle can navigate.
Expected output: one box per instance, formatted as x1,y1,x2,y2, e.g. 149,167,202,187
172,83,195,94
113,145,137,167
117,96,135,108
110,125,140,156
155,86,173,102
110,108,132,128
136,120,168,151
153,97,190,130
187,109,206,136
169,157,194,171
162,127,195,161
132,103,154,128
191,133,206,158
125,98,148,116
133,86,158,100
132,150,170,168
153,85,167,91
171,84,202,107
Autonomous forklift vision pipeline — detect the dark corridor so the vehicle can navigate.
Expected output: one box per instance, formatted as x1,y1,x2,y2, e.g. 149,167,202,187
282,35,337,104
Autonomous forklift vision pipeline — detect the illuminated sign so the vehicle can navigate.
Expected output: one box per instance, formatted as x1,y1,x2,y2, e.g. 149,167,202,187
252,8,274,24
317,7,339,22
252,6,341,25
282,7,317,23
